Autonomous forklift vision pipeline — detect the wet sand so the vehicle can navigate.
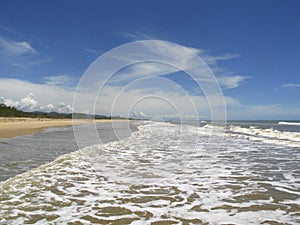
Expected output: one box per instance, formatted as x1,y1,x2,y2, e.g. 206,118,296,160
0,117,117,138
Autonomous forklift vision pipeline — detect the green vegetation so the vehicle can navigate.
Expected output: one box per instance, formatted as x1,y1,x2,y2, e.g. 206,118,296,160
0,103,72,118
0,103,126,119
0,104,29,117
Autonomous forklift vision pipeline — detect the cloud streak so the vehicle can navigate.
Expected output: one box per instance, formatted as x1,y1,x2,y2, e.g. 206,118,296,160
0,36,52,69
282,83,300,88
0,25,27,36
104,42,247,90
44,75,76,87
218,75,250,89
202,53,239,66
84,48,99,54
0,37,38,56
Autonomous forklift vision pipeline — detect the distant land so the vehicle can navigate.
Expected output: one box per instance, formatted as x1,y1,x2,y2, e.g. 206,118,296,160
0,103,128,120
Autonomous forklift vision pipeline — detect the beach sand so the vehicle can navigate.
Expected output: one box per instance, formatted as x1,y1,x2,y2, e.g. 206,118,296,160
0,117,117,138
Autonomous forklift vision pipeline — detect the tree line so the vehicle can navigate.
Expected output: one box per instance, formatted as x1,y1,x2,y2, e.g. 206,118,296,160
0,103,124,119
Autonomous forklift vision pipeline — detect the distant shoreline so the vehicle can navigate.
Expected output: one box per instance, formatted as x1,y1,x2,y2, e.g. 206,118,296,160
0,117,129,139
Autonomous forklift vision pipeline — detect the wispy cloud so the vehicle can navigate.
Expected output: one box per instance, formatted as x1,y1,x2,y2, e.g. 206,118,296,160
282,83,300,88
72,40,248,120
108,62,178,84
0,37,38,56
202,53,239,66
118,30,155,41
218,75,250,89
0,40,271,119
106,41,245,90
0,25,26,36
101,41,206,86
84,48,99,54
10,58,52,68
0,36,53,68
44,75,76,87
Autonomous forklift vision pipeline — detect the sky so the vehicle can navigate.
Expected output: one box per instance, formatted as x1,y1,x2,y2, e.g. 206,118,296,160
0,0,299,120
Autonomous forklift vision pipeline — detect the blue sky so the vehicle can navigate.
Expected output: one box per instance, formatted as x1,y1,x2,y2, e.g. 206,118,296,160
0,0,299,119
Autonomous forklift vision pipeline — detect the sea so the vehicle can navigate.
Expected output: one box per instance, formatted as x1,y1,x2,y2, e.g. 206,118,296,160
0,120,299,224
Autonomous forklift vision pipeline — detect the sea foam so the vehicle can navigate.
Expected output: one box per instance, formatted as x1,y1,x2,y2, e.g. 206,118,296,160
0,122,299,224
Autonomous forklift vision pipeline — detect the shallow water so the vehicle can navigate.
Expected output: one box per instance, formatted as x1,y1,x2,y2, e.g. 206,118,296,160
0,121,136,181
0,121,299,224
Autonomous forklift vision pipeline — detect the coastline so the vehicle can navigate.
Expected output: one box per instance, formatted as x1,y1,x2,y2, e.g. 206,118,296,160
0,117,126,139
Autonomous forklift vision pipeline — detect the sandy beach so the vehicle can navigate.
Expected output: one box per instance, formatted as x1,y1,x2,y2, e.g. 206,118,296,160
0,117,115,138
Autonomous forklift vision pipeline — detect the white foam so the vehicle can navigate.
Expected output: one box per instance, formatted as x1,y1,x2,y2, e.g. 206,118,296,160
278,121,300,126
225,124,300,147
0,121,299,224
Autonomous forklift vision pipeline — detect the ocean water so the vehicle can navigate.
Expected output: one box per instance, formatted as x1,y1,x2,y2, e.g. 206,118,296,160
0,120,299,224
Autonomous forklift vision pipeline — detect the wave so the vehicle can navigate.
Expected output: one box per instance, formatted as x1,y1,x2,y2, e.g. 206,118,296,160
0,121,299,224
278,121,300,126
224,124,300,147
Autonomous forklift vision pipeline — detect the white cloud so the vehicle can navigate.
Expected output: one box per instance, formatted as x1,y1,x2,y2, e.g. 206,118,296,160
0,36,52,69
101,42,244,91
55,102,73,113
17,93,39,111
202,53,239,65
217,75,250,89
0,37,38,56
75,41,224,110
66,41,246,119
0,76,230,118
0,25,17,33
0,25,26,36
282,83,300,88
0,78,74,112
130,111,146,118
95,79,239,119
108,62,178,84
1,40,296,120
0,92,72,113
0,77,298,120
44,75,75,87
118,31,153,41
84,48,99,54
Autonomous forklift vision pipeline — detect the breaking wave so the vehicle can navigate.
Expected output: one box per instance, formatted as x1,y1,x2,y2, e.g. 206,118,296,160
0,122,299,224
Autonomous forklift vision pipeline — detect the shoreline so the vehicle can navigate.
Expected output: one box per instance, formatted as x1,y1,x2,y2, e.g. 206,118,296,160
0,117,128,139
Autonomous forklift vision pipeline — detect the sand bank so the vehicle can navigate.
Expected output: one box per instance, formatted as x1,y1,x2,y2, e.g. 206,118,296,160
0,117,119,138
